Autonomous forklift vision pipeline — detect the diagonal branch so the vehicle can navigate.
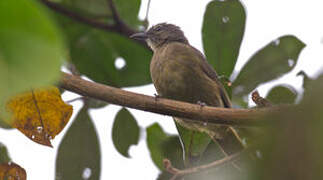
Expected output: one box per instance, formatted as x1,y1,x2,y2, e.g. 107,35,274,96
60,72,289,126
163,150,245,180
40,0,148,47
106,0,138,36
41,0,119,32
107,0,122,25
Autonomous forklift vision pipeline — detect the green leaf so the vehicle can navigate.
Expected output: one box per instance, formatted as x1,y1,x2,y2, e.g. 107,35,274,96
60,0,142,28
60,20,152,87
297,70,313,91
71,29,152,87
115,0,143,28
266,85,297,104
146,123,183,170
112,108,139,157
0,143,11,163
0,119,12,129
175,122,211,163
202,0,246,77
87,98,108,109
249,76,323,180
52,12,152,87
61,0,111,18
0,0,66,119
233,35,305,96
69,28,152,87
56,108,101,180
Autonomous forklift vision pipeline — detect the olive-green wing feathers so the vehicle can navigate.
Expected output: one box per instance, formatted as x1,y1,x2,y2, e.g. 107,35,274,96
190,46,232,108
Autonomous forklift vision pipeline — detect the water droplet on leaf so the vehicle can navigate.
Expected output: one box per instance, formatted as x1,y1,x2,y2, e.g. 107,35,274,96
114,57,126,70
288,59,295,67
222,16,230,23
273,39,280,46
82,167,92,179
256,150,262,159
242,138,247,146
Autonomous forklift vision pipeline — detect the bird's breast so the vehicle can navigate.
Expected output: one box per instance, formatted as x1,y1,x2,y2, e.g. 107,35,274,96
150,53,202,102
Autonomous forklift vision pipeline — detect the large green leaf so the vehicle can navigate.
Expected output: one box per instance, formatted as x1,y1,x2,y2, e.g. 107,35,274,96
115,0,142,28
70,29,152,87
266,85,297,104
61,0,110,18
112,108,139,157
249,75,323,180
175,122,211,164
0,142,11,163
297,70,313,92
146,123,183,170
0,0,65,122
0,119,12,129
233,35,305,96
53,13,152,87
60,0,142,28
202,0,246,77
56,108,101,180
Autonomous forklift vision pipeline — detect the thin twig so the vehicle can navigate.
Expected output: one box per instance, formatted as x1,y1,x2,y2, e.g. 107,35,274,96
41,0,118,32
107,0,122,25
252,91,272,107
60,72,289,126
67,63,81,76
65,97,85,104
211,137,242,172
163,150,245,180
40,0,148,48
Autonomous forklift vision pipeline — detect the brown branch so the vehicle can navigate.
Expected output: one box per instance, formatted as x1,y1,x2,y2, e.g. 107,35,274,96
60,72,287,126
40,0,148,48
163,150,245,180
41,0,118,32
107,0,122,25
106,0,137,36
252,91,272,107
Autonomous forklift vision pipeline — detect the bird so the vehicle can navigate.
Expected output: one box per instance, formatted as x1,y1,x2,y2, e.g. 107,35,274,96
131,23,244,161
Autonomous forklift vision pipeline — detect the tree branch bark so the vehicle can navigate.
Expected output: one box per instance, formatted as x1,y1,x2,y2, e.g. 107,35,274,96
60,72,285,126
40,0,148,48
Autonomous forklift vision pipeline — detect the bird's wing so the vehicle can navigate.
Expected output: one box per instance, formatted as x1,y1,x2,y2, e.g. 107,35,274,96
190,46,232,108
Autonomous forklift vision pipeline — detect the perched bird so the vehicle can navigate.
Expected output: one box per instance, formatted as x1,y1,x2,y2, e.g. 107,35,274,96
131,23,244,158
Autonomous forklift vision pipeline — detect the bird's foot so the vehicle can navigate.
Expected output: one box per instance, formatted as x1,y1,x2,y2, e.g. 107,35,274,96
154,93,160,101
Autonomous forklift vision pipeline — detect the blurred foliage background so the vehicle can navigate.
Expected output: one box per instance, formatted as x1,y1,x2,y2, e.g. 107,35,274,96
0,0,323,179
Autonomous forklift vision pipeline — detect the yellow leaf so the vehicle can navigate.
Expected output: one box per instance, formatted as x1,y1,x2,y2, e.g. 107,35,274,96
6,87,73,147
0,162,26,180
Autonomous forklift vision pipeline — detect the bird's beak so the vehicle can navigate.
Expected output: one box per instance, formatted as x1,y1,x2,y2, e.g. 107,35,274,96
130,32,148,40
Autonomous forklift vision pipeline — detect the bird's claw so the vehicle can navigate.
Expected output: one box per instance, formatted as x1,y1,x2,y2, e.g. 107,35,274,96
154,93,160,101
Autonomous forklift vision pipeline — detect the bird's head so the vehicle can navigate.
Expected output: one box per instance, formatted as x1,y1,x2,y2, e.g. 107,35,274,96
130,23,188,51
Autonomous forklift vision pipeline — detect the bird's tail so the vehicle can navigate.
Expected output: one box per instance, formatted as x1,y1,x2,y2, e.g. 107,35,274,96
215,127,246,155
210,126,246,171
